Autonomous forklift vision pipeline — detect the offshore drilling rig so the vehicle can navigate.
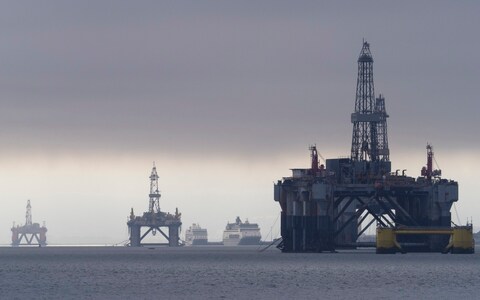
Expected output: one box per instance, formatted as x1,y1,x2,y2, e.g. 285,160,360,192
11,200,47,247
127,163,182,247
274,41,474,254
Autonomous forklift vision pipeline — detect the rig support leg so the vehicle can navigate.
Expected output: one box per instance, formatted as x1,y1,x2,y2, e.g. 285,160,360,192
129,225,141,247
169,225,180,247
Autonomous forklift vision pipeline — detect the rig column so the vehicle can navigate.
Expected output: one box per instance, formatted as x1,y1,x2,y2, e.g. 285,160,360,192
168,224,181,247
292,198,302,252
129,224,141,247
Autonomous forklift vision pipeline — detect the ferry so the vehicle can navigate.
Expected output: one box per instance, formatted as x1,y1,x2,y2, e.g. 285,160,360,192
223,217,261,246
185,223,208,246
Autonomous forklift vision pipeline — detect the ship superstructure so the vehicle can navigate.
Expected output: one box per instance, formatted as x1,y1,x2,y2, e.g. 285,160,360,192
223,217,261,246
185,223,208,246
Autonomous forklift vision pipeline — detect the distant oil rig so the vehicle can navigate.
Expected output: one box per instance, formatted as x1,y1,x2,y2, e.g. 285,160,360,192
11,200,47,247
127,164,182,247
274,41,474,254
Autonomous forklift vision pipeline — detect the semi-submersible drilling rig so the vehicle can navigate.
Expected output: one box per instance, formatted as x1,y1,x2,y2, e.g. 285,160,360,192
274,41,474,254
11,200,47,247
127,164,182,247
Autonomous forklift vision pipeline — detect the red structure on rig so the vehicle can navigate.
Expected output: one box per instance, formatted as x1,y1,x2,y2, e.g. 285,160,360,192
421,144,442,181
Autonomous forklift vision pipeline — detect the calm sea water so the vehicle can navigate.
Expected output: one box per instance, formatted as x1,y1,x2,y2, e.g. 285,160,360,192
0,246,478,299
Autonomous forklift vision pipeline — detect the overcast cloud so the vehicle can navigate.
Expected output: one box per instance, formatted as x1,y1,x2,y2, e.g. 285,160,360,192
0,1,479,243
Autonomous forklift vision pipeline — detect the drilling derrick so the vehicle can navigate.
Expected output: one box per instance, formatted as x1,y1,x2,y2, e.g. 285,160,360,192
25,200,32,226
148,164,161,214
274,41,472,254
351,41,377,162
11,200,47,247
350,41,390,179
127,163,182,247
375,95,389,162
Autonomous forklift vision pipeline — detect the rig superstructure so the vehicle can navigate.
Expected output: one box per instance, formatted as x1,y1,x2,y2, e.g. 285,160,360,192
11,200,47,247
274,41,473,254
127,163,182,247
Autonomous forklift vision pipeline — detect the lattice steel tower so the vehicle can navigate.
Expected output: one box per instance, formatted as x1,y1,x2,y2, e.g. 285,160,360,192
375,94,389,161
25,200,32,226
148,163,161,213
351,40,389,163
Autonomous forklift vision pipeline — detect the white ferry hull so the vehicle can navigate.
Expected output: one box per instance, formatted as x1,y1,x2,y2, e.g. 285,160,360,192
223,236,261,246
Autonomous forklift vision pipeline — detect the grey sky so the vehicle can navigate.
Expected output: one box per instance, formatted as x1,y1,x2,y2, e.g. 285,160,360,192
0,1,479,243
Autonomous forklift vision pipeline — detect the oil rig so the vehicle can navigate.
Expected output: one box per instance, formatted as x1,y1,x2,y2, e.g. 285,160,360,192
127,163,182,247
11,200,47,247
274,41,474,254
